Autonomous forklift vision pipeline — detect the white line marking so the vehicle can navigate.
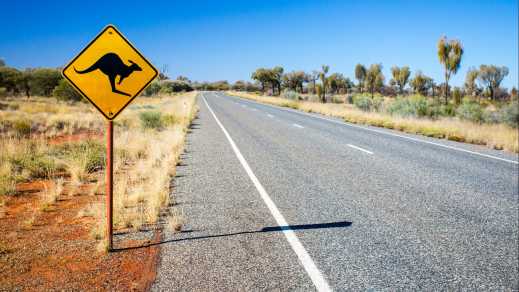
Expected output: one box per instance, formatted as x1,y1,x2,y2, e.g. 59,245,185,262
267,114,274,118
202,94,332,292
293,123,304,129
251,108,258,111
227,95,518,165
347,144,373,155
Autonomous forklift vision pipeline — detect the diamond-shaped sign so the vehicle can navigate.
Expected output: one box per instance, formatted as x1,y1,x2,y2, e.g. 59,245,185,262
62,25,158,120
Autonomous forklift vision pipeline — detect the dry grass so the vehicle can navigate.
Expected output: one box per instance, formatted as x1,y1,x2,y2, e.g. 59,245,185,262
1,93,197,251
228,91,519,152
39,179,64,212
0,97,102,138
166,208,185,233
112,92,197,231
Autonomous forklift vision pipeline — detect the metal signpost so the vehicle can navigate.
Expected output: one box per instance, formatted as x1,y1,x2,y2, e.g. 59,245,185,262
62,25,158,251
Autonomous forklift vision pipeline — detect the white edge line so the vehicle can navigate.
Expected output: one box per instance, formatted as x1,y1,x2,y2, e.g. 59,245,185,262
227,95,518,165
202,94,332,292
347,144,373,155
293,123,304,129
267,114,274,118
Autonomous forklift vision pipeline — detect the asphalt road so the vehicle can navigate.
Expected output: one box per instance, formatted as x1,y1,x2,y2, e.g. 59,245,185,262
153,91,519,291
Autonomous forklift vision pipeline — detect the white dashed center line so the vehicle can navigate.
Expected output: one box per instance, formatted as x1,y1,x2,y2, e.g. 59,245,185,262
293,123,304,129
347,144,373,155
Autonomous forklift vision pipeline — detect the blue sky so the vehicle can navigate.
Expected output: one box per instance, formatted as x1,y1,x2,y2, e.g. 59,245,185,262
1,0,517,88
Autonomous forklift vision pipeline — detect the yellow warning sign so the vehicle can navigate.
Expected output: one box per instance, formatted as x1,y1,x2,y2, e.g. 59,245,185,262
62,25,158,120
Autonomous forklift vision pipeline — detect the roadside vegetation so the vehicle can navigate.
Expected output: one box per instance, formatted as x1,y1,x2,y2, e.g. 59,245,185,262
224,36,518,152
0,86,197,289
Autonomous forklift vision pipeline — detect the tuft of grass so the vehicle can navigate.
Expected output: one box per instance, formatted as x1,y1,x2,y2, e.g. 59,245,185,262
40,179,64,211
13,119,32,137
167,208,185,233
56,140,105,186
22,210,37,229
139,111,163,130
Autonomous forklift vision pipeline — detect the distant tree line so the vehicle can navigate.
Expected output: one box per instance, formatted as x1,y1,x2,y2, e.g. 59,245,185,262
237,36,515,105
0,35,515,105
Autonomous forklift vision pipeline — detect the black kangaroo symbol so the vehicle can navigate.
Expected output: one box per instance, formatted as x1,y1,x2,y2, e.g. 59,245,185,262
74,52,142,97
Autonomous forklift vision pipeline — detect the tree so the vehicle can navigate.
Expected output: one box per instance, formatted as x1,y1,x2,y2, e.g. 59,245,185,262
354,64,366,93
53,79,83,101
410,71,433,96
319,65,329,102
282,71,307,93
158,64,169,80
390,66,411,95
176,75,191,83
477,65,509,100
327,73,350,95
309,70,319,94
30,68,62,96
0,66,22,95
364,64,384,99
232,80,247,91
0,59,5,67
271,66,284,96
511,87,518,101
251,68,270,94
437,36,464,104
464,67,479,98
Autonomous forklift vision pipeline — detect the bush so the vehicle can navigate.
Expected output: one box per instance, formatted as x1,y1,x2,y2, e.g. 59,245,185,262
387,95,428,117
159,80,193,94
0,87,6,97
346,94,354,104
353,95,371,111
143,81,161,96
456,100,484,123
500,102,519,128
53,79,83,102
9,151,57,179
161,114,180,127
282,90,300,100
353,94,383,112
29,68,62,96
13,119,32,137
139,111,163,129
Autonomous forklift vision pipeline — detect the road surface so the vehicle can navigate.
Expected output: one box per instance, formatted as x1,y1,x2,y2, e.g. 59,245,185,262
153,91,518,291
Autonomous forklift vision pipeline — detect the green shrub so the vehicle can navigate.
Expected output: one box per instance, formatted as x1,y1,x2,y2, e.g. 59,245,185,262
388,95,428,117
13,120,32,137
0,87,6,97
352,95,371,111
500,102,519,128
482,110,501,124
52,140,105,173
29,68,62,96
143,81,161,96
139,111,163,129
282,90,300,100
161,114,180,127
53,79,83,102
159,80,193,94
9,152,57,179
438,104,456,117
456,100,484,123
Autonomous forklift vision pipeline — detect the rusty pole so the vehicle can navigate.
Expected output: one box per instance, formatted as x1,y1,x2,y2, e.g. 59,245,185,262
106,120,113,251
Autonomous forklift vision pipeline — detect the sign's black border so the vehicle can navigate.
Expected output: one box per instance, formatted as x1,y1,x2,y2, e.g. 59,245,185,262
62,24,159,120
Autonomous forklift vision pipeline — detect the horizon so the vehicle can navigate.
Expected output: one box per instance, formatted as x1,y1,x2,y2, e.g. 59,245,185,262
1,0,517,88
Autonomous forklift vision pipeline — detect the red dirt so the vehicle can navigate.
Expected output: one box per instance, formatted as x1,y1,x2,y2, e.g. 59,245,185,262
47,131,103,145
1,135,162,291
